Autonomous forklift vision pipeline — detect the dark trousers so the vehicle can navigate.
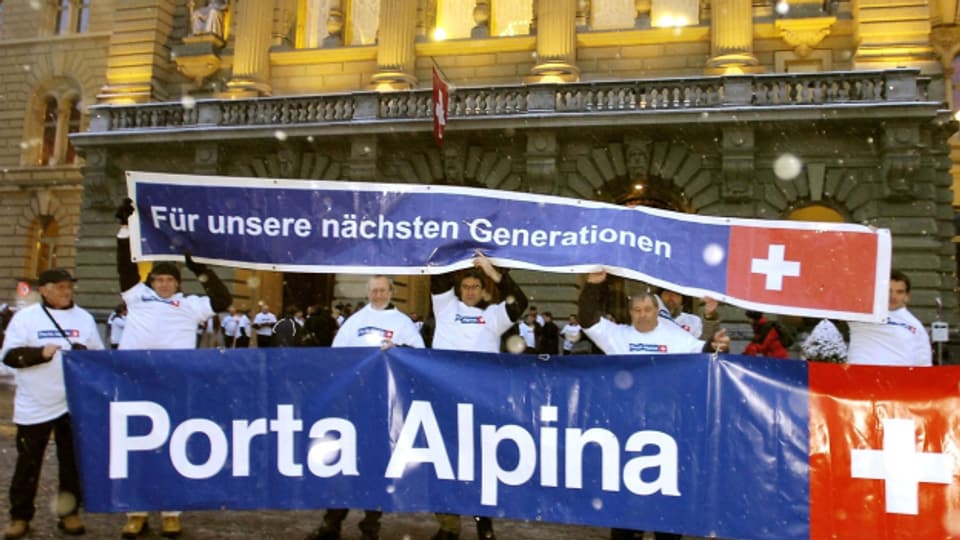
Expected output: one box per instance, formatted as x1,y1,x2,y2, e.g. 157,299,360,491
323,508,382,535
9,414,81,521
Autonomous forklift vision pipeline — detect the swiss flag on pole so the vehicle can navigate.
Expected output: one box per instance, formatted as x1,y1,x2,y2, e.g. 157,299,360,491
726,225,887,317
809,363,960,539
432,64,450,147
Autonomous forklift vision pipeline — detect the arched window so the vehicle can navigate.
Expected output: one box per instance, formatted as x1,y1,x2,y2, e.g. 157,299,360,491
28,216,60,277
23,80,83,167
65,97,81,164
787,204,845,223
41,97,58,165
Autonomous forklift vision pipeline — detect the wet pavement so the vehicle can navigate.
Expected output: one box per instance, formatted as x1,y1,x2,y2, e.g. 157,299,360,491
0,378,656,540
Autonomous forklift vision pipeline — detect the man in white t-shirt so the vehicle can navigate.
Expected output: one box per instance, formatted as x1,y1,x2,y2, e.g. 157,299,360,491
848,270,932,366
115,198,232,538
221,306,250,348
306,275,423,540
1,268,104,540
252,304,278,347
579,270,728,540
107,303,127,349
658,289,704,338
429,251,528,540
561,314,583,354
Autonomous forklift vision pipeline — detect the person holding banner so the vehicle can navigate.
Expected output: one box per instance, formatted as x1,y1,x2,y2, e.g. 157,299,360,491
578,270,729,540
429,251,528,540
847,269,932,366
114,198,233,538
1,268,103,540
305,275,424,540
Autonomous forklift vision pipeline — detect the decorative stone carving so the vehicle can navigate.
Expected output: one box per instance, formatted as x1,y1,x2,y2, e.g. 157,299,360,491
576,0,591,30
720,127,755,201
775,16,835,58
189,0,228,40
625,138,652,179
324,8,345,47
472,1,491,38
525,131,558,193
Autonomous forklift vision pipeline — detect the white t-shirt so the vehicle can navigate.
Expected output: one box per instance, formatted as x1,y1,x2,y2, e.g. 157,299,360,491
518,320,538,348
222,313,250,339
431,289,514,353
585,316,705,355
0,302,104,424
672,312,703,339
119,282,214,350
108,312,126,345
332,304,424,348
253,311,277,337
847,306,932,366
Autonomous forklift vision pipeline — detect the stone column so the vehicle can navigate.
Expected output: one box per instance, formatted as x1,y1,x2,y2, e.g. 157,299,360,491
528,0,579,82
225,0,274,97
706,0,758,73
369,0,418,90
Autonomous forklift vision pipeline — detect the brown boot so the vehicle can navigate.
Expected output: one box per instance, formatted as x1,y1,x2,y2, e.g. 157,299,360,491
57,514,86,535
121,515,148,538
161,515,182,538
2,520,29,540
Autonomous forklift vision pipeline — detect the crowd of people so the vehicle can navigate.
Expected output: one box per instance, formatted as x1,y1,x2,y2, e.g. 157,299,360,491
0,198,937,540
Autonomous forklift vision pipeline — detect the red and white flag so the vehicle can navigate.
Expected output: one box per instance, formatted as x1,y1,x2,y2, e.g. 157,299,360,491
432,65,450,147
809,364,960,539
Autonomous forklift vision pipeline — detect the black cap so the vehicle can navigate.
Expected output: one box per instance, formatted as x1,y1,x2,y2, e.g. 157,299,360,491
38,268,77,286
149,262,181,283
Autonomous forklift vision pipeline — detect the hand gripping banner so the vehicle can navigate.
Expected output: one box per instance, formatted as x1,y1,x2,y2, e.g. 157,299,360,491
126,171,891,322
63,350,960,540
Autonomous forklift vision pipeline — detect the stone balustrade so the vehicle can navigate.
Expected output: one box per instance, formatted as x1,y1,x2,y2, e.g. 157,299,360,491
84,68,934,135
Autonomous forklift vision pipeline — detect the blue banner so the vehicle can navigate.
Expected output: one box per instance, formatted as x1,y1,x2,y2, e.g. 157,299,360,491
126,172,890,321
64,349,809,540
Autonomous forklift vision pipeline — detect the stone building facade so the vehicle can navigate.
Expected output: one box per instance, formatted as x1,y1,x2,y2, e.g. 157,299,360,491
1,0,958,336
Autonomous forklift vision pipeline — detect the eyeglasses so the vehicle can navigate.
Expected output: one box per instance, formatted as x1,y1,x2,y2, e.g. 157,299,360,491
461,284,483,291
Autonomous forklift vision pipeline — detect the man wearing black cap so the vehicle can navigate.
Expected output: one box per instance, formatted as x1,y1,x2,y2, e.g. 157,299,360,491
114,198,232,538
1,268,104,539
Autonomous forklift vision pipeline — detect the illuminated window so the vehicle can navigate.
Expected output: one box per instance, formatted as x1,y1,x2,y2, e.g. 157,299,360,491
432,0,531,41
787,204,845,223
651,0,698,28
65,98,81,164
41,98,58,165
30,216,60,277
299,0,379,48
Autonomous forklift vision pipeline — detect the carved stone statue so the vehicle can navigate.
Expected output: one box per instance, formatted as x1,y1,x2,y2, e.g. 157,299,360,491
189,0,228,39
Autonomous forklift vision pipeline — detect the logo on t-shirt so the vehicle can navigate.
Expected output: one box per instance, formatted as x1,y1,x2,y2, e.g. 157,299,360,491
455,314,486,325
628,343,668,353
888,320,918,334
142,295,181,308
38,329,80,339
358,327,394,340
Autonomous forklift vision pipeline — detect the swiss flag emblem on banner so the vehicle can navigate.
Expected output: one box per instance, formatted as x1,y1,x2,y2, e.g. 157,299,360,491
726,226,882,315
432,65,450,147
809,364,960,539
